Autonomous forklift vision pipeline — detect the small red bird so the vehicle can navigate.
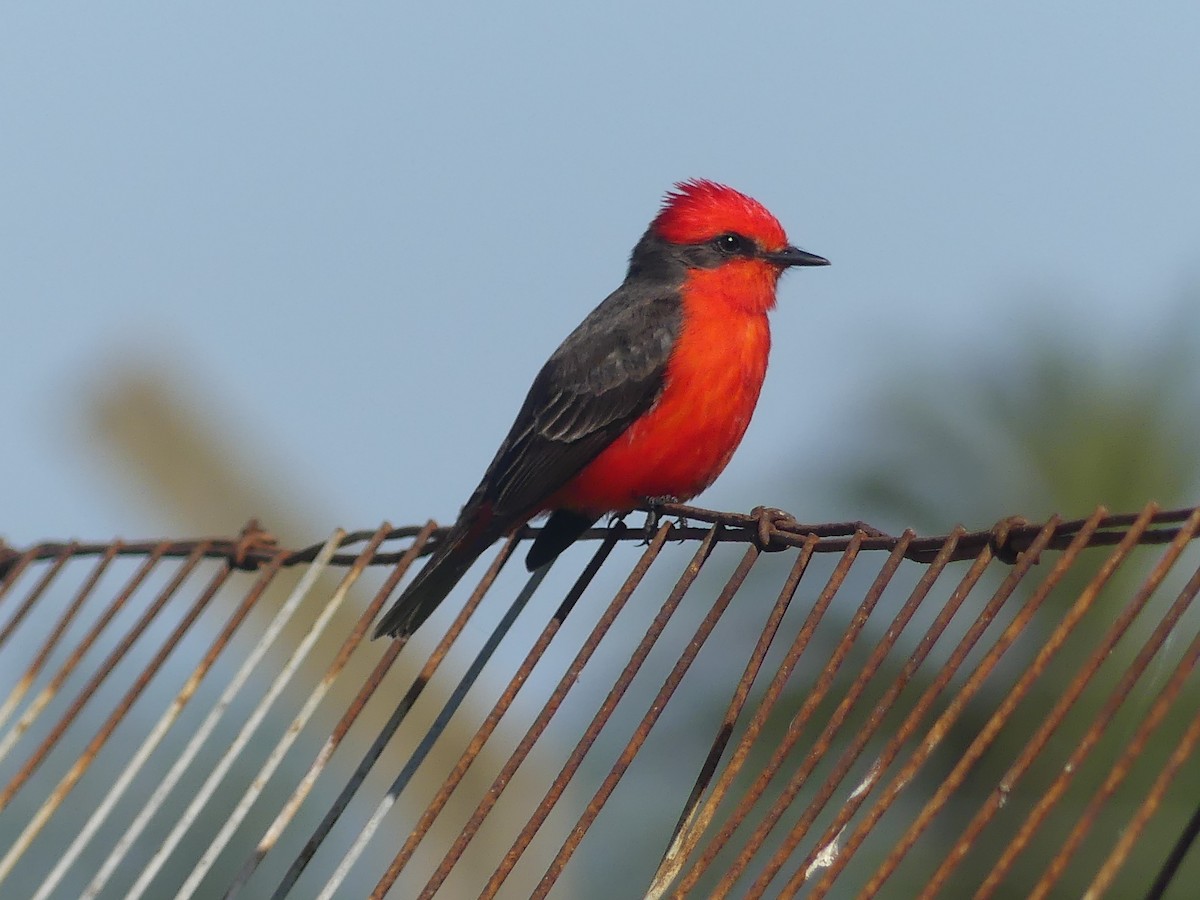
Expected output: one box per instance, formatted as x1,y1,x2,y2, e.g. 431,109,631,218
375,180,827,639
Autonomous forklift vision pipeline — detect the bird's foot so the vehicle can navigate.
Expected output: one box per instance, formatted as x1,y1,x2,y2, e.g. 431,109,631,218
641,496,688,543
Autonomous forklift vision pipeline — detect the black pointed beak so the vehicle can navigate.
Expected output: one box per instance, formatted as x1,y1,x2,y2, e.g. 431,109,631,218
763,245,830,268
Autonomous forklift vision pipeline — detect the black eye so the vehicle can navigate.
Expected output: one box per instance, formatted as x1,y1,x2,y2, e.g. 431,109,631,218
713,233,749,255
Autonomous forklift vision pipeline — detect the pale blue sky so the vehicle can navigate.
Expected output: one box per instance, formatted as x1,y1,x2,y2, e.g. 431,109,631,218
4,2,1200,543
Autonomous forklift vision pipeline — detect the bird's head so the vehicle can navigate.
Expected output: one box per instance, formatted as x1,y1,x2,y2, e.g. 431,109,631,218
630,179,828,313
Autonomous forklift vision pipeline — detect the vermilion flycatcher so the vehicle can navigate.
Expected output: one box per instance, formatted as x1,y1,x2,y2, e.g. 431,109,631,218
375,180,827,638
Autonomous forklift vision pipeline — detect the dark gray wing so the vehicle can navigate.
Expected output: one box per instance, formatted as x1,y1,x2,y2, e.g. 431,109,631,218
374,280,681,639
474,283,682,519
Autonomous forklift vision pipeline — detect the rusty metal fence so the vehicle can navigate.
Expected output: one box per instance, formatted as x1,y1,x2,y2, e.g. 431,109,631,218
0,502,1198,898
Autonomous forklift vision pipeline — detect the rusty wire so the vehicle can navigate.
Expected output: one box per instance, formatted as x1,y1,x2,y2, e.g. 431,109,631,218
0,502,1198,898
4,503,1197,575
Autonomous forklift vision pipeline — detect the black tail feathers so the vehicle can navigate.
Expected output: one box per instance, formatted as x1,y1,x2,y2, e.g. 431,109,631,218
374,508,600,640
525,510,598,570
373,519,496,640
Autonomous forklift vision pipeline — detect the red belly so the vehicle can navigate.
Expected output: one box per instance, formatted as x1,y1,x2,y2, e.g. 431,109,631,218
545,308,771,514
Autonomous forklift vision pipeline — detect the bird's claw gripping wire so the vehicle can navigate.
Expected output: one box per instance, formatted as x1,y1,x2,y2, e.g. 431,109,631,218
640,496,689,544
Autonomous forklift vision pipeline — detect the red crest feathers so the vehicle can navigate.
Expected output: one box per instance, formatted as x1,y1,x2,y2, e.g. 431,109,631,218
651,179,788,251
